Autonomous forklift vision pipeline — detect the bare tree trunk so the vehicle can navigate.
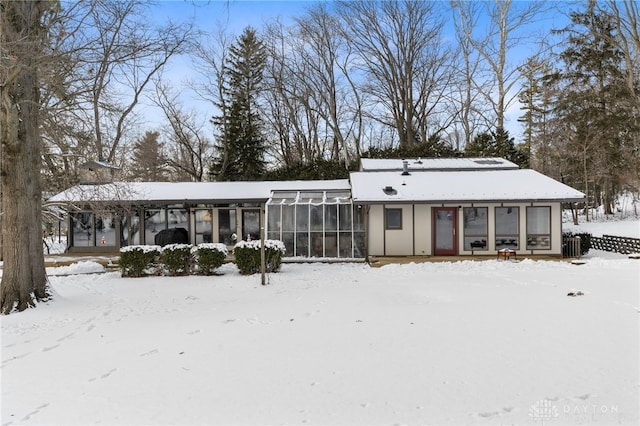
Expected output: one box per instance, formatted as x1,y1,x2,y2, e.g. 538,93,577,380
1,0,50,313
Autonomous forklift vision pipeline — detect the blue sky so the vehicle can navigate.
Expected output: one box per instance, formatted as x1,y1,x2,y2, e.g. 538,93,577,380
143,0,576,142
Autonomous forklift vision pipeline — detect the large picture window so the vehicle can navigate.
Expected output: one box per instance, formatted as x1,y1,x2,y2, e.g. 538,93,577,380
71,211,116,247
385,208,403,230
463,207,488,251
527,206,551,249
495,207,519,249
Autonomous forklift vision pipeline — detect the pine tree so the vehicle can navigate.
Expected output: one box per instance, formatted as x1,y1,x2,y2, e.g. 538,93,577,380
130,131,167,181
464,128,527,168
518,57,555,171
552,1,636,215
211,27,268,181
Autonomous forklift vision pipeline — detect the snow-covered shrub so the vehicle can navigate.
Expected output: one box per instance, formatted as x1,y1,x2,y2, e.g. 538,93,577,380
161,243,193,276
192,243,228,275
233,239,286,275
119,245,161,277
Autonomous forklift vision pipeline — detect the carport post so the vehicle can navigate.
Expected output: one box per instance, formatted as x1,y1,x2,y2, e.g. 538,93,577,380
260,225,266,285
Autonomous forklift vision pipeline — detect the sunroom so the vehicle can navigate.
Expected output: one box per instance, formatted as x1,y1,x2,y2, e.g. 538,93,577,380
266,190,366,259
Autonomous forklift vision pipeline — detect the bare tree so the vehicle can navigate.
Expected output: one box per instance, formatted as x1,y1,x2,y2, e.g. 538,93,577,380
190,25,234,175
0,0,51,313
595,0,640,111
449,1,491,149
337,0,452,148
154,82,212,182
63,0,193,164
262,19,323,165
293,4,363,163
467,0,549,130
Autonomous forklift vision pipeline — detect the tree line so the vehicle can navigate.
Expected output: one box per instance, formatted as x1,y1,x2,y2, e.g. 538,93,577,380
1,0,638,312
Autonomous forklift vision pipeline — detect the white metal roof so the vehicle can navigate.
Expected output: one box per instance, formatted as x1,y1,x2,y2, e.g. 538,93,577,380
48,180,351,204
360,157,519,171
349,169,585,203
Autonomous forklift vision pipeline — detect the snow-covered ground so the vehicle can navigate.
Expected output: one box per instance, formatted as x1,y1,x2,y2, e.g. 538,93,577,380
1,219,639,425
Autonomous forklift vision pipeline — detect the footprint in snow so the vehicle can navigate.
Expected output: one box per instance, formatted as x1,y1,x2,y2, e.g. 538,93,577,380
477,411,500,418
42,344,60,352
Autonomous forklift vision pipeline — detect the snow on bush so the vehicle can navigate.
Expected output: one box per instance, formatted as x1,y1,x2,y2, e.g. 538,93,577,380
119,245,161,277
234,239,286,253
192,243,228,275
161,244,193,276
233,239,285,275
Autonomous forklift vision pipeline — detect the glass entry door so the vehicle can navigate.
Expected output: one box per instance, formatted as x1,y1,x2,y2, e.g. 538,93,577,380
433,207,457,255
242,209,260,241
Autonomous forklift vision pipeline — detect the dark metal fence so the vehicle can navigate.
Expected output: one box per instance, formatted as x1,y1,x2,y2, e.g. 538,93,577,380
591,235,640,255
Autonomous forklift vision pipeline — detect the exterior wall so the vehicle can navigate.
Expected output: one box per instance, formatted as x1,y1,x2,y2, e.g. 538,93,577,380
384,204,414,255
414,204,431,255
366,201,565,257
367,205,385,256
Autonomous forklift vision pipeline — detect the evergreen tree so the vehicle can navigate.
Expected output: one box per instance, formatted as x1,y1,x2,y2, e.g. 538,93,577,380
464,128,527,168
211,27,268,181
130,131,167,181
518,57,555,171
552,1,637,214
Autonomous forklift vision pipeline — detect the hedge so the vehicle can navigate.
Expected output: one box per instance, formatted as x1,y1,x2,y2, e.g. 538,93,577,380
161,243,193,276
233,239,286,275
192,243,228,275
119,245,161,277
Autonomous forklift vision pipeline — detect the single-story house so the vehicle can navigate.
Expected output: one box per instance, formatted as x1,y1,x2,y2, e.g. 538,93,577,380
352,158,585,257
48,157,585,259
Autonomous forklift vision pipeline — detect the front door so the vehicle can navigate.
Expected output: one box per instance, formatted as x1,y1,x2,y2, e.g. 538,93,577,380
433,207,457,256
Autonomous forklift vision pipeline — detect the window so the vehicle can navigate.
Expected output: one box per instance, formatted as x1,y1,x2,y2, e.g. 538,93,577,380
218,209,237,245
463,207,488,251
385,208,403,230
71,211,116,247
71,211,94,247
144,208,166,244
495,207,519,249
527,207,551,249
195,209,213,244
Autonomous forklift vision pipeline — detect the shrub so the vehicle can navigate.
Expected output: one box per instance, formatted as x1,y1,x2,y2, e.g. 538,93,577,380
233,239,286,275
161,243,193,276
563,232,592,256
119,245,161,277
193,243,228,275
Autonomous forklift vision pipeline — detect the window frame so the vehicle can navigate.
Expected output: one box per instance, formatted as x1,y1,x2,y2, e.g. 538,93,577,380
526,206,552,250
494,206,520,250
463,207,488,251
385,208,403,230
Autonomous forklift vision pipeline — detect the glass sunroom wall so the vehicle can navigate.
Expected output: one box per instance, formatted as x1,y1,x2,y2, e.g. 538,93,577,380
338,204,352,257
353,205,366,258
295,204,310,256
281,204,295,256
195,209,213,244
267,203,281,241
310,204,324,256
95,212,116,246
266,190,364,259
324,204,338,257
144,208,166,245
71,211,94,246
121,210,141,247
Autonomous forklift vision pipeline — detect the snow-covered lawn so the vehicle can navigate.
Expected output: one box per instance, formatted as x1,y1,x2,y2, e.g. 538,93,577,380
1,220,639,425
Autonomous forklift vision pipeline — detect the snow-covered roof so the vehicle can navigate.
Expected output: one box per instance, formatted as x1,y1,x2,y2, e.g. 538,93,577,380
360,157,519,171
48,180,351,204
349,169,585,203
